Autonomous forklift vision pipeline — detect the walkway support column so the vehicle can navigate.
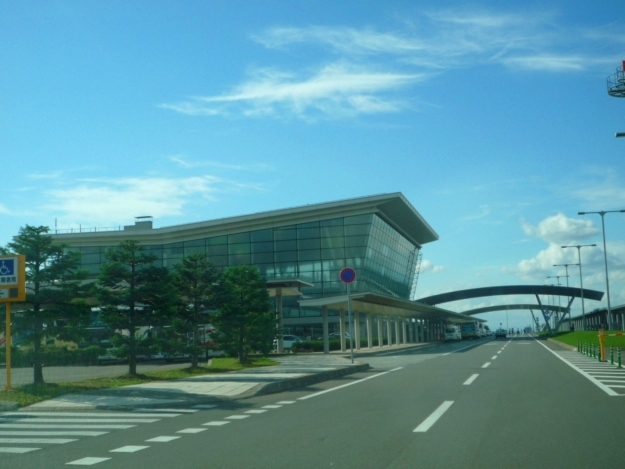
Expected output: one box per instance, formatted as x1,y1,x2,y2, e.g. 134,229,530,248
395,317,400,346
367,313,373,349
378,315,384,347
402,318,408,344
322,306,329,354
276,288,284,353
340,308,346,352
354,311,361,350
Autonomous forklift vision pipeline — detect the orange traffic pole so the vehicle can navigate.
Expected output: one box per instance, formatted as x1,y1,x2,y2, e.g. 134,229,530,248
5,302,11,391
599,328,606,362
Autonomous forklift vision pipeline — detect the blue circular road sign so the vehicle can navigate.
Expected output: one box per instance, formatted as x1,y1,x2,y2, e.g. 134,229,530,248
339,267,356,284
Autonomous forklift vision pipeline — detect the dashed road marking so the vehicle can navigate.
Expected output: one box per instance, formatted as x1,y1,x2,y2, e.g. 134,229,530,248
482,362,491,368
413,401,454,433
463,374,479,385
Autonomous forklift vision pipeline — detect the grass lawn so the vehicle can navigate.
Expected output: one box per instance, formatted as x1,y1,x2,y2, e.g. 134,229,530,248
0,356,278,408
550,331,625,348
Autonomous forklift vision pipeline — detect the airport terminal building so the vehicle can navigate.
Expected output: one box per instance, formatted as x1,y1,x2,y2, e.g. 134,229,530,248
52,193,473,346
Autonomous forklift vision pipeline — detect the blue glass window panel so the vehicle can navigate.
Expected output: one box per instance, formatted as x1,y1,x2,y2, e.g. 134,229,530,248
228,232,250,244
345,235,368,247
207,255,228,267
275,240,297,251
297,221,319,229
229,243,251,255
322,248,345,259
163,243,184,258
320,218,343,227
81,246,101,254
344,214,372,225
207,236,227,246
251,229,273,242
275,251,297,262
297,227,320,239
298,238,321,250
345,246,366,258
274,228,296,240
344,224,370,236
81,253,100,264
229,254,251,265
320,226,343,237
184,245,206,256
321,237,344,249
298,250,321,261
184,239,205,247
252,252,274,264
251,242,274,253
207,244,228,256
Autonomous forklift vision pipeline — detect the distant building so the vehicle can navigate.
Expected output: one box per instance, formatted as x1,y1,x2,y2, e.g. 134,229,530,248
51,193,440,338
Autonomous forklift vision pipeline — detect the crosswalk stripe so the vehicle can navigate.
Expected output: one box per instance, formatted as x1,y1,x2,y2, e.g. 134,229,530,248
0,438,77,444
0,447,40,453
0,431,108,436
133,408,197,414
0,424,136,429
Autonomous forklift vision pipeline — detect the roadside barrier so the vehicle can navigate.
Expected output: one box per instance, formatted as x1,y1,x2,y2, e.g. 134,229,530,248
597,329,624,363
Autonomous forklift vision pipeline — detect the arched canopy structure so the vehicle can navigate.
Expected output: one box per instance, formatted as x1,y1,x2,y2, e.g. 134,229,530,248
461,304,569,316
417,285,603,306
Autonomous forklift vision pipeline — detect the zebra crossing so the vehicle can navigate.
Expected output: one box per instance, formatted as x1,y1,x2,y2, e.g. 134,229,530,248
558,350,625,396
0,408,197,454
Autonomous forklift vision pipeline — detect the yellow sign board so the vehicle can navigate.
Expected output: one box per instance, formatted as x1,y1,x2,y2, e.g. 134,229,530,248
0,255,26,302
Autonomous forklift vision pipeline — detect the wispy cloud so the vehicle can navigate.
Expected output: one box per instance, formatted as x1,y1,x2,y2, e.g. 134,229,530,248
460,204,491,222
163,8,623,120
27,170,64,180
169,155,274,172
522,213,599,245
161,63,424,119
41,175,265,227
0,203,11,215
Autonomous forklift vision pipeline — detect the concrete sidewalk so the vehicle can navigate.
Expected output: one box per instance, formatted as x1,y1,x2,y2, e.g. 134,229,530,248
23,354,370,410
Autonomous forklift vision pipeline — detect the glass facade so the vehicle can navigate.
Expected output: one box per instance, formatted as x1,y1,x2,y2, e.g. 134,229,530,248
69,213,420,319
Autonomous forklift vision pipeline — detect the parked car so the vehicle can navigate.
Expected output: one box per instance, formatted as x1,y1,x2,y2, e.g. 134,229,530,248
317,332,351,341
495,329,507,339
273,335,304,350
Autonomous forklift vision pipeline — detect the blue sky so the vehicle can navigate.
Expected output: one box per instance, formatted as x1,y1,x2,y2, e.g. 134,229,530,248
2,1,624,329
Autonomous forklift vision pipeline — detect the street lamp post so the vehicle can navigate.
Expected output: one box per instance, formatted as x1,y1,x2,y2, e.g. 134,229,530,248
547,276,566,329
554,264,578,330
561,244,597,331
578,210,625,330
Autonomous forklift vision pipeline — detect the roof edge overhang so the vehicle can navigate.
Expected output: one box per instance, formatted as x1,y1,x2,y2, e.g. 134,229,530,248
49,193,438,248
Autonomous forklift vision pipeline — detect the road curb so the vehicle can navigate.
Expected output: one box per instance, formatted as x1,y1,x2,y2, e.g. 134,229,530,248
251,363,370,397
547,338,577,351
0,400,19,411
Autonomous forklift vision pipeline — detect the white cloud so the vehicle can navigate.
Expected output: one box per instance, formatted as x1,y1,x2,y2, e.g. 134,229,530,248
161,63,423,119
27,171,64,180
41,175,262,227
521,213,599,244
0,203,10,215
420,259,445,274
169,155,274,172
460,204,491,222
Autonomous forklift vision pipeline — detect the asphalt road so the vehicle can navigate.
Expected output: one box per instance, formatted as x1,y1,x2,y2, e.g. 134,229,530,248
3,336,623,469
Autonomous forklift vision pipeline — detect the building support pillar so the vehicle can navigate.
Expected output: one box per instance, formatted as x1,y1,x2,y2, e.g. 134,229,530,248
354,311,361,350
395,317,400,346
366,313,373,349
402,318,408,344
276,288,284,353
322,306,329,354
378,315,384,347
340,308,346,352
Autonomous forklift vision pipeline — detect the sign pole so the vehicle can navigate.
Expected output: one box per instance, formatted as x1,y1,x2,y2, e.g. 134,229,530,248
347,282,354,364
5,302,10,391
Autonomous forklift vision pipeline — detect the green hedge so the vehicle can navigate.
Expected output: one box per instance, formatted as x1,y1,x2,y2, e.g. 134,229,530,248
0,346,105,368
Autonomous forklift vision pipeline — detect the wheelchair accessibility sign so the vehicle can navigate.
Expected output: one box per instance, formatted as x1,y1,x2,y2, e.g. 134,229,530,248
0,255,26,302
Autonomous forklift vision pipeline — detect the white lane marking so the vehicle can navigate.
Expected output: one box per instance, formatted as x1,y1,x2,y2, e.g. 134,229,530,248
66,457,111,465
497,351,502,354
146,436,180,442
607,385,625,388
203,421,230,426
491,356,497,360
262,405,282,409
193,405,218,409
534,339,618,396
2,412,173,418
0,431,107,436
110,446,149,453
225,415,249,420
0,418,159,423
277,401,296,404
413,401,454,433
176,428,207,433
463,374,479,385
0,447,40,453
134,408,196,414
299,368,403,401
0,438,76,444
0,424,136,429
482,363,491,368
245,410,267,414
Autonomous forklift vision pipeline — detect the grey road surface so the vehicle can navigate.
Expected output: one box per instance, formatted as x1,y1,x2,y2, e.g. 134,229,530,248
2,337,620,469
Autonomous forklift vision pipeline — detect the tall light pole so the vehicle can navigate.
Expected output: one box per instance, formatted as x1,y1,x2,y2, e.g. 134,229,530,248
578,210,625,330
547,276,566,329
554,264,578,330
561,244,596,331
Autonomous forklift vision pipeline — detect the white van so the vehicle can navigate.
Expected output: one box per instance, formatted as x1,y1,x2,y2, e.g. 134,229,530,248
444,325,462,341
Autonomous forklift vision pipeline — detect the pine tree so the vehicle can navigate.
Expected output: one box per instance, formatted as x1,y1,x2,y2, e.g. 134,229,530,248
171,253,219,367
95,240,174,376
212,265,273,364
1,225,90,385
